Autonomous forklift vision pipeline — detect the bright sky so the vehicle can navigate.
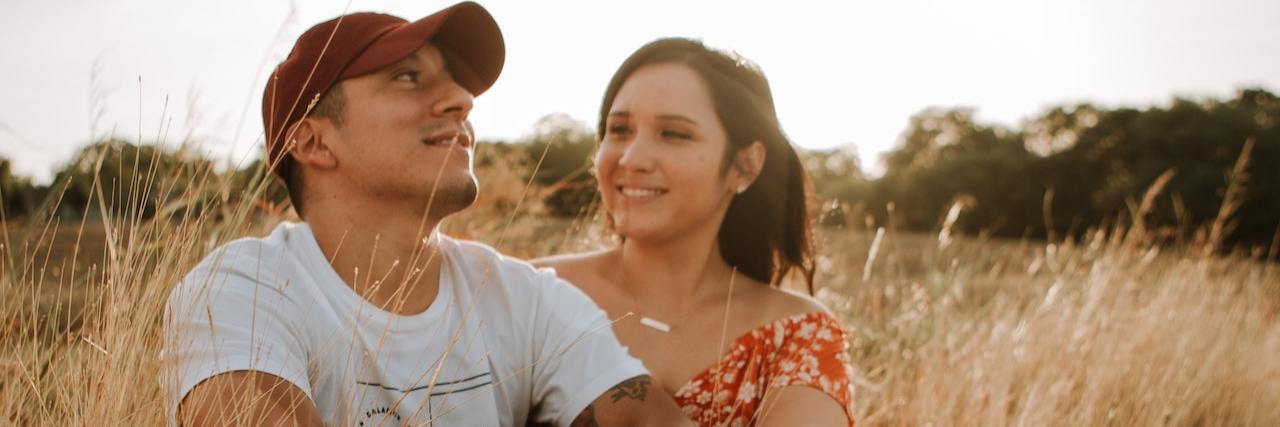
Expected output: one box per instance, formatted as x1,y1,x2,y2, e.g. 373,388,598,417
2,0,1278,183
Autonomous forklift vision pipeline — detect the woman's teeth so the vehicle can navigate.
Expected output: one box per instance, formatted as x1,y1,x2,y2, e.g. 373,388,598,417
620,187,665,198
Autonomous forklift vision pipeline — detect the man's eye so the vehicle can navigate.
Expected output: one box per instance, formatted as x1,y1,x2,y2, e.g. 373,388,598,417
394,71,418,83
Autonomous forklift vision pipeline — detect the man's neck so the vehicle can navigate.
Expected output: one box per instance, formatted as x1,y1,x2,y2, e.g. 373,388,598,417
305,199,445,316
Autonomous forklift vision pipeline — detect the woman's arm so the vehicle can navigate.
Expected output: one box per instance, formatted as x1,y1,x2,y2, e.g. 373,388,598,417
754,386,849,426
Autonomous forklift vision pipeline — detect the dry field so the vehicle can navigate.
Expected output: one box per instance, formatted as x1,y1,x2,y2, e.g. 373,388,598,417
2,154,1279,426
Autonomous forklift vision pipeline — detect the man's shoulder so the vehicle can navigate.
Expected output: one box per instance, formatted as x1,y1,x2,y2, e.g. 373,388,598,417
441,235,594,307
172,222,309,303
188,223,299,274
442,235,552,282
531,249,614,295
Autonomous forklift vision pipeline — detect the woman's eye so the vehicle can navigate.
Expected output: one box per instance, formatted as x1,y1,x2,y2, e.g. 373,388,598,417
662,130,692,140
607,125,632,135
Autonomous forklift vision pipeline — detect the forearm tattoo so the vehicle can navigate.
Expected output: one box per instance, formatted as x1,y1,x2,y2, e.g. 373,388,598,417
570,375,652,426
570,404,599,427
608,375,651,403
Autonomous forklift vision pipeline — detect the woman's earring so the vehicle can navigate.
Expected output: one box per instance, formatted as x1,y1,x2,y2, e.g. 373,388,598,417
735,184,748,194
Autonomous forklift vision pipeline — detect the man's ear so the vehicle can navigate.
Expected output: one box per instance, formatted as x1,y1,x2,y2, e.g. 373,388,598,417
732,141,766,191
288,119,338,171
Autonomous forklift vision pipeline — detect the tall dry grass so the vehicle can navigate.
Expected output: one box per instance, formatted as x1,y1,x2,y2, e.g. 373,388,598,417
820,223,1279,425
2,135,1278,426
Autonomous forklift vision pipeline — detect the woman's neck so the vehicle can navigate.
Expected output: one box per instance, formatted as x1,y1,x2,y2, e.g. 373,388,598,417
617,230,735,311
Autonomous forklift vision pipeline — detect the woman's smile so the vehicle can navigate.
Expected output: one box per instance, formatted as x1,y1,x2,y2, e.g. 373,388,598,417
618,185,669,200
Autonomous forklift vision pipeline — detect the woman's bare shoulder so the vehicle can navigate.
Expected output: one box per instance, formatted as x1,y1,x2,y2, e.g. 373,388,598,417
531,248,611,269
531,248,616,283
722,276,838,340
749,282,835,320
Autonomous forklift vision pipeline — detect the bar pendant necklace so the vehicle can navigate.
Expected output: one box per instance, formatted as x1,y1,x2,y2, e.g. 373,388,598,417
626,268,736,334
639,316,672,333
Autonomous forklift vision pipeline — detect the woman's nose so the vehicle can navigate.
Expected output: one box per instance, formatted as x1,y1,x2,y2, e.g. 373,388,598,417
616,135,655,172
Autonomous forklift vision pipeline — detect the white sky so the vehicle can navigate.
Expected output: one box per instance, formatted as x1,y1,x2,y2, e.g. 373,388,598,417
2,0,1278,183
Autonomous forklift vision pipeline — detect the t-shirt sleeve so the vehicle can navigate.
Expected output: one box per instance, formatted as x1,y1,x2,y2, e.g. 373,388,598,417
524,270,649,426
766,314,857,426
161,251,312,423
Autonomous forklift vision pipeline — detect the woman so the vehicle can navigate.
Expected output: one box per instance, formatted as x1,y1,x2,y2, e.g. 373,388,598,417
535,38,856,426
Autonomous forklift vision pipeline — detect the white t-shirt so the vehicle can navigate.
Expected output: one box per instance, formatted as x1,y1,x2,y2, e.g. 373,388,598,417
162,222,646,426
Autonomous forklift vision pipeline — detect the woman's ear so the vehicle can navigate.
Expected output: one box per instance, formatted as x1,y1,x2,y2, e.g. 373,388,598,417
733,141,766,193
288,119,338,171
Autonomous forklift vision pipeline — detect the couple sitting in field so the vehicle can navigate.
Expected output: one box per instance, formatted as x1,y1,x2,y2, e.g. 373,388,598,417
162,2,855,426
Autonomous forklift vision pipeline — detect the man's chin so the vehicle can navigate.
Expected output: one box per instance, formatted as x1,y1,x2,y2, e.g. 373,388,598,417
423,178,479,218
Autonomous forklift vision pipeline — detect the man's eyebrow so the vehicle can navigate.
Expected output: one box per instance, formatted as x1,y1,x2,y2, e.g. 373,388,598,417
388,51,423,69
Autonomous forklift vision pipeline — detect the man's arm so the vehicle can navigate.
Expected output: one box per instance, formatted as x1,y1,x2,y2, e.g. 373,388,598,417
165,248,316,426
178,370,323,427
569,375,693,427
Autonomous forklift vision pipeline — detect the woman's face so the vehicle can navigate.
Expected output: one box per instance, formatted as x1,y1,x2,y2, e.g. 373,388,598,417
596,62,745,243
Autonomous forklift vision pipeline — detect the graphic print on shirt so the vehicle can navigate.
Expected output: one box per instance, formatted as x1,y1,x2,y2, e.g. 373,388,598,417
165,224,652,426
354,371,494,426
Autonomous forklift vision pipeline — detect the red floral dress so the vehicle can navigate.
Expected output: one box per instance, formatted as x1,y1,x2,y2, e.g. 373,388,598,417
672,312,856,426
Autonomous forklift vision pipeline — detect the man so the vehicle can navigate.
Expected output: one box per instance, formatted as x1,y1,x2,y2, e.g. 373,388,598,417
162,3,692,426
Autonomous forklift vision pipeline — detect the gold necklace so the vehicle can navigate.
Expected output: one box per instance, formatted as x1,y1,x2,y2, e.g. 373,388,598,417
622,266,737,334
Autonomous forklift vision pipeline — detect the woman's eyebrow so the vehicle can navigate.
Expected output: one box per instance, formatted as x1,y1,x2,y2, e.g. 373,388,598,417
657,114,698,125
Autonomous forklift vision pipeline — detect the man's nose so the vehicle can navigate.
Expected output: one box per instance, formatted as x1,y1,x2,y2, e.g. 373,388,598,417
432,80,474,120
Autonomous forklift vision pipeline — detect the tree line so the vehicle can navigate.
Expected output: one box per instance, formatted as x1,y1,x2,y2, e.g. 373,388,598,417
2,88,1276,249
858,88,1278,249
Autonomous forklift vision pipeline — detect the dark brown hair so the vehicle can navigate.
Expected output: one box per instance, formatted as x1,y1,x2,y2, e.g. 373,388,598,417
597,38,816,293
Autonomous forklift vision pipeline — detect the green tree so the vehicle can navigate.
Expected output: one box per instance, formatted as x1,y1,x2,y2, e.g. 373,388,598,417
522,114,598,217
50,139,214,220
803,147,870,226
872,88,1280,247
873,108,1041,235
1036,88,1279,246
0,157,39,217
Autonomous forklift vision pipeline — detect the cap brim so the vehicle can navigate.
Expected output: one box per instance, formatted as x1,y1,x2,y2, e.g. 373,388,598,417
343,1,504,95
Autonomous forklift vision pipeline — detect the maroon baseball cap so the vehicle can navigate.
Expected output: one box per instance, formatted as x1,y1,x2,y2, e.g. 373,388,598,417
262,1,504,179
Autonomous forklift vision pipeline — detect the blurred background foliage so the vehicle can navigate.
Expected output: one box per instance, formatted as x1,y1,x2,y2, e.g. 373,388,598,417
2,88,1276,249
